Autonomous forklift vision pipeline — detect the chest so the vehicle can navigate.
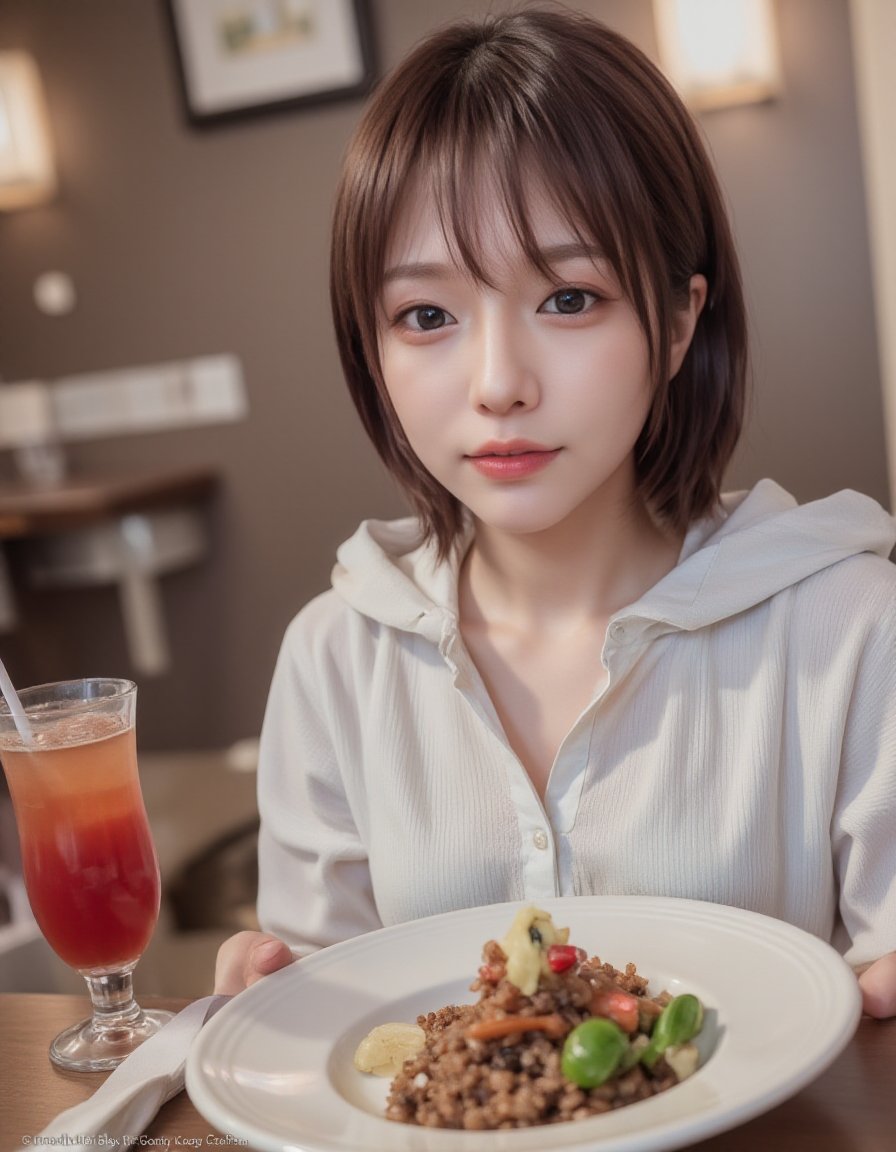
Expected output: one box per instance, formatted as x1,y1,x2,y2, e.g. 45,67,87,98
357,629,839,936
459,620,609,798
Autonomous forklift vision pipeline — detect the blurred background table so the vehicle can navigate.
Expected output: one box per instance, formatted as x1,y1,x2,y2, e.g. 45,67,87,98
1,994,892,1150
0,469,217,540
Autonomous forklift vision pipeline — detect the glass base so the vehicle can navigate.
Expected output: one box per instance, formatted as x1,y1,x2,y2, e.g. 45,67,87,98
50,1007,175,1072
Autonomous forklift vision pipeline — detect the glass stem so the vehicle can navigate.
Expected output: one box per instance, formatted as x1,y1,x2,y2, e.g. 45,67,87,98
82,963,143,1032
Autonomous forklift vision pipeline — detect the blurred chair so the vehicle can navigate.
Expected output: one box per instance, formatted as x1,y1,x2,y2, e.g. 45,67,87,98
167,819,260,934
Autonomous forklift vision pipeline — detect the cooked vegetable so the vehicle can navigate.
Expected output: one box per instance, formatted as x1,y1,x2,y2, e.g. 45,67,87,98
618,1032,650,1071
499,907,570,995
589,986,641,1033
560,1017,628,1088
546,944,580,973
663,1042,700,1081
641,994,704,1070
465,1013,568,1041
353,1022,426,1076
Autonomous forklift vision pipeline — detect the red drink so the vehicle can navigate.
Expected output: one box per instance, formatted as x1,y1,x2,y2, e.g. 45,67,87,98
0,678,172,1070
1,720,160,970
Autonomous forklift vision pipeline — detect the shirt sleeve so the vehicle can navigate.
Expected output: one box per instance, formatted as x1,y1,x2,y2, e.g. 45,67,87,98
831,573,896,967
255,604,383,954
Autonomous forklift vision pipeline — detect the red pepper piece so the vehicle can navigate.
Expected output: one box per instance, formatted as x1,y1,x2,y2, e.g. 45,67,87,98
547,944,580,973
590,987,640,1033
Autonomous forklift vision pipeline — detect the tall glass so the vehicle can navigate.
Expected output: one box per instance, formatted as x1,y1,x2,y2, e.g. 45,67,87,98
0,678,173,1070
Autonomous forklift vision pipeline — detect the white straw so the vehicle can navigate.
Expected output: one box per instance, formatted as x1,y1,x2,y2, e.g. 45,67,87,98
0,654,34,745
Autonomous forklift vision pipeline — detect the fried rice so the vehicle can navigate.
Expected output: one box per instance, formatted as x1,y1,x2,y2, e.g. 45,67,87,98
385,937,683,1130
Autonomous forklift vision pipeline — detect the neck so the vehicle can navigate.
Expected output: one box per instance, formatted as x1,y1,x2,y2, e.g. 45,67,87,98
460,483,683,632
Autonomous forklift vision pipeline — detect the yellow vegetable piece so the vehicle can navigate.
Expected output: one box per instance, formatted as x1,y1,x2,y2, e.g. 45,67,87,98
352,1022,426,1077
499,906,570,996
664,1042,700,1081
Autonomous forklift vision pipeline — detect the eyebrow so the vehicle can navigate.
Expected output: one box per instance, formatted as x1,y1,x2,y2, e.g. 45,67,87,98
382,261,455,285
382,242,607,285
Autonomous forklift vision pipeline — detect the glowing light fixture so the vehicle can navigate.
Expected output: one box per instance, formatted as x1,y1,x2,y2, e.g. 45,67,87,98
653,0,782,110
0,51,56,211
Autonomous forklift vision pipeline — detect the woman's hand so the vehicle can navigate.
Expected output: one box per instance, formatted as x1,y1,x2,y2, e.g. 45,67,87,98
214,930,296,995
856,952,896,1018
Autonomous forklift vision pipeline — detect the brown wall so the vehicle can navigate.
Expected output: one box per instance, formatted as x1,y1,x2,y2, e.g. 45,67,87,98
0,0,888,750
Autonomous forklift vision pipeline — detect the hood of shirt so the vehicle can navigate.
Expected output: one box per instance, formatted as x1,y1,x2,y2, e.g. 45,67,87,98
330,480,896,648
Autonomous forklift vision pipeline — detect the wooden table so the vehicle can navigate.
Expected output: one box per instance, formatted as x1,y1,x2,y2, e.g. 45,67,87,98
1,993,893,1149
0,469,217,540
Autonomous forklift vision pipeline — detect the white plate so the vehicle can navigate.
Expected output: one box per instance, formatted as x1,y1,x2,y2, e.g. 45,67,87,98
186,896,861,1152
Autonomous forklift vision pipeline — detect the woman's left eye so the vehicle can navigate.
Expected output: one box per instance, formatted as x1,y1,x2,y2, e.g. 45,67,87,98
539,288,599,315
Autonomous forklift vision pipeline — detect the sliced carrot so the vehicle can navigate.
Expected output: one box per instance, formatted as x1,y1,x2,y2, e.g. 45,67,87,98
589,988,640,1034
465,1013,569,1041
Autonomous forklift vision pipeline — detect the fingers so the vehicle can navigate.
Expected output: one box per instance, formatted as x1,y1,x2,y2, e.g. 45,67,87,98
215,930,296,995
245,937,295,986
857,952,896,1019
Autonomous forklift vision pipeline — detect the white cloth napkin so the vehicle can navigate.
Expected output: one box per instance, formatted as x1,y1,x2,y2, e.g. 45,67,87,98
28,995,229,1150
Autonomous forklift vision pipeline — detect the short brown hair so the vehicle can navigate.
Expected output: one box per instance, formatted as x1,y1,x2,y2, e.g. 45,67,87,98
330,6,748,558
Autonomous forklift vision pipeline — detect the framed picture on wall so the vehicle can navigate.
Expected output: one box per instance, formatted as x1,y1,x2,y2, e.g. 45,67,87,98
167,0,376,124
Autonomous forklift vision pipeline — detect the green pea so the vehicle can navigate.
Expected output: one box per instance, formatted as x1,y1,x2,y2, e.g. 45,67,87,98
561,1017,628,1088
641,994,704,1069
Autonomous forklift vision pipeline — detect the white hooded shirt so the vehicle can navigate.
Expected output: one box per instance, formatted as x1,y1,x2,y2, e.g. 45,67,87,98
256,480,896,966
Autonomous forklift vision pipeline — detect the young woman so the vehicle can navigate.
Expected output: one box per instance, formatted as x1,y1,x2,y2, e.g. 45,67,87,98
215,7,896,1016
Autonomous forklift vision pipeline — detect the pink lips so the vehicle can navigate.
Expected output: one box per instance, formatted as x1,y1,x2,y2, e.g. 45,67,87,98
466,439,561,479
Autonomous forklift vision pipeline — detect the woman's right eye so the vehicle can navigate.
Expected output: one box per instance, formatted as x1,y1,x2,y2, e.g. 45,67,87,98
397,305,455,332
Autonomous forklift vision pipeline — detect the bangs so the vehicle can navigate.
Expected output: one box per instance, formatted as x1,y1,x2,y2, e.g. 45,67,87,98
421,117,619,294
373,49,666,378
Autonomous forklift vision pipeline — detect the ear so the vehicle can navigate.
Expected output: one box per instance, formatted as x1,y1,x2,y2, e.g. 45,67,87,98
669,274,708,379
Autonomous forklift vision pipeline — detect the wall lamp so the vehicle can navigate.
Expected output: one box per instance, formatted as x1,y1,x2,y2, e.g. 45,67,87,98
0,51,56,211
653,0,782,110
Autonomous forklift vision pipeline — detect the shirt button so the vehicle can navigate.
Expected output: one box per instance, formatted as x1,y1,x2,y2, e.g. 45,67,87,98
533,829,549,850
611,622,626,641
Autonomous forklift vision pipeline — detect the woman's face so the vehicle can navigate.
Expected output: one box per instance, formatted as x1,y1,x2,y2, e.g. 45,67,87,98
377,179,700,539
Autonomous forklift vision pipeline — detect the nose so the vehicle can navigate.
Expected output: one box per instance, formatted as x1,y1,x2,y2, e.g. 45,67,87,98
467,308,540,415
